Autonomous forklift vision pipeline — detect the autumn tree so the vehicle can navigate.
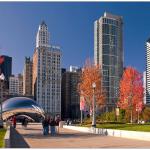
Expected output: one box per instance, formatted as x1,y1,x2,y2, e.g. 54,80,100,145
0,56,4,65
78,59,105,112
118,67,144,123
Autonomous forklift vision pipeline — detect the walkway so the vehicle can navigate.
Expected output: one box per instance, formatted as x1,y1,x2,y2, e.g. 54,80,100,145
16,123,150,148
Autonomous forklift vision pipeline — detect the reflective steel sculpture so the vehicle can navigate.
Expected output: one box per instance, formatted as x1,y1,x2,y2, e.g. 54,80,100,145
1,97,45,121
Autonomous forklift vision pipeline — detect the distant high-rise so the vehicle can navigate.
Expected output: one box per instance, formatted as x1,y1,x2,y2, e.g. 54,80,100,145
9,74,23,96
146,39,150,104
94,12,123,111
23,57,32,96
0,55,12,81
32,21,61,116
61,67,81,119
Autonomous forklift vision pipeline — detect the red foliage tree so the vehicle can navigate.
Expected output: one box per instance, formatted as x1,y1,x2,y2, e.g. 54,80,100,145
78,59,105,110
0,56,4,64
118,67,144,123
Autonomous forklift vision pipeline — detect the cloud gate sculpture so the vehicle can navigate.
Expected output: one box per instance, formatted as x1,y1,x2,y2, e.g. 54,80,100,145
1,97,45,121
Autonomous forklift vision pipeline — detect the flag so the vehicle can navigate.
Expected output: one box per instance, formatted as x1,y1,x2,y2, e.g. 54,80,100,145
0,73,5,80
80,96,85,111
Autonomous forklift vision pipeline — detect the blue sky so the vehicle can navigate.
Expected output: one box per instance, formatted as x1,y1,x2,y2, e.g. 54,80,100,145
0,2,149,74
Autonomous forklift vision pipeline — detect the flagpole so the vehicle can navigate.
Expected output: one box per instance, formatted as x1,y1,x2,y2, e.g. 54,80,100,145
81,110,83,124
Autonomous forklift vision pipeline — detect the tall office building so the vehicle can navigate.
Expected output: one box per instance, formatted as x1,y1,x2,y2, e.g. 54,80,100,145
94,12,123,111
61,67,81,119
9,74,23,96
23,57,32,96
18,74,23,95
146,39,150,104
32,21,61,116
0,55,12,81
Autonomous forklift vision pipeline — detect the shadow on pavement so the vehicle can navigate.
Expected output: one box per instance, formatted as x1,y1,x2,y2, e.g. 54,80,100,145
11,127,30,148
21,132,104,140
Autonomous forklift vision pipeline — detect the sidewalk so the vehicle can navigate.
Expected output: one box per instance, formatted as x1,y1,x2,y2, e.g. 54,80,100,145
16,123,150,148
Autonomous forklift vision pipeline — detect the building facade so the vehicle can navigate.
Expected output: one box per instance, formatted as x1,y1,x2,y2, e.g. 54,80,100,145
146,39,150,104
18,74,23,96
143,71,146,104
23,57,32,96
9,74,23,96
94,12,123,111
32,21,61,116
61,67,81,119
0,55,12,81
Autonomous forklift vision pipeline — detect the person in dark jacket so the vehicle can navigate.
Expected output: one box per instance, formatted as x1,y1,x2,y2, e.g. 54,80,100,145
12,116,16,128
55,117,61,134
50,118,56,135
42,117,49,135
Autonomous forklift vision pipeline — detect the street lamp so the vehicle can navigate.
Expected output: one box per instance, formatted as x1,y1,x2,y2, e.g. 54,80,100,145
92,82,96,128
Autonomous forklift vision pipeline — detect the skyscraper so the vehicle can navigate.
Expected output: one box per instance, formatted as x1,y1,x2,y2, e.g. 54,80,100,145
94,12,123,111
0,55,12,81
61,66,81,119
32,21,61,116
9,74,23,96
23,57,32,96
146,39,150,104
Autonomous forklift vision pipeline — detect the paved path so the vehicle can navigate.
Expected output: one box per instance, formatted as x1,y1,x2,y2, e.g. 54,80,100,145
16,123,150,148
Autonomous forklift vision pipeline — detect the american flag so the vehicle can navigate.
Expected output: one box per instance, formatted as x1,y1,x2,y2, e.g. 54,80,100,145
80,96,85,111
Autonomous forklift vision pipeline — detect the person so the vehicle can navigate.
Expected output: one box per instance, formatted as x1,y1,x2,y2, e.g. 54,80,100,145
24,118,28,128
50,118,56,135
42,117,49,135
22,118,25,128
55,117,60,134
12,116,16,128
67,119,69,126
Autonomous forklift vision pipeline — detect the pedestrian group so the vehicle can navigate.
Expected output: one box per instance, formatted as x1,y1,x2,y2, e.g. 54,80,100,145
42,116,60,135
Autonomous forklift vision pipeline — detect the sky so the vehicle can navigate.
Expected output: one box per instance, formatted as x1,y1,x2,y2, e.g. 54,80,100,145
0,2,149,75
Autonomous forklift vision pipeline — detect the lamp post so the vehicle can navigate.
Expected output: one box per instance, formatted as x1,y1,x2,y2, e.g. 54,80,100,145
92,82,96,128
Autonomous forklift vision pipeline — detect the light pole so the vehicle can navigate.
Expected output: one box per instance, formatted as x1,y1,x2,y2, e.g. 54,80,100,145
92,82,96,128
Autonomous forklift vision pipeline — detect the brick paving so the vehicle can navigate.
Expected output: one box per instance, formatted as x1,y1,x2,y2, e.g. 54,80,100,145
16,123,150,148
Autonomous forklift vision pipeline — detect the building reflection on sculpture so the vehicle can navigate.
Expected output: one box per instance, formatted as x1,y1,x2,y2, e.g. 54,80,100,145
1,97,45,121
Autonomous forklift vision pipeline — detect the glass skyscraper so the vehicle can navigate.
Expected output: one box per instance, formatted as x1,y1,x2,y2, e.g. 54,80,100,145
94,12,123,111
146,39,150,104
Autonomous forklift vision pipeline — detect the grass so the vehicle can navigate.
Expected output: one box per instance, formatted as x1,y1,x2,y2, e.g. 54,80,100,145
80,123,150,132
0,128,6,148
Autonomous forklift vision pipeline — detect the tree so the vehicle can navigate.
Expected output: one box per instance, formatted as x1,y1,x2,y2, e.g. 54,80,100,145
0,56,4,65
118,67,144,123
78,59,105,111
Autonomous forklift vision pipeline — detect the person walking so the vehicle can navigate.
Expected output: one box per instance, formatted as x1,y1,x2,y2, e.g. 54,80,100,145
12,116,16,128
50,118,56,135
55,117,60,134
42,117,49,135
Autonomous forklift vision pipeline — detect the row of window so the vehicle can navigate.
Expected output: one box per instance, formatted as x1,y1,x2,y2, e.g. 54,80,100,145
103,18,119,26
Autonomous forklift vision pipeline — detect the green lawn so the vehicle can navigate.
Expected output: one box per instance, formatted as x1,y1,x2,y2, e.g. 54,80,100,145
0,128,6,148
81,123,150,132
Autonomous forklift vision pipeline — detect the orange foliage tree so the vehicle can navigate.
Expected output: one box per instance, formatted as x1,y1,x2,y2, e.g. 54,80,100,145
118,67,144,123
78,59,105,110
0,56,4,64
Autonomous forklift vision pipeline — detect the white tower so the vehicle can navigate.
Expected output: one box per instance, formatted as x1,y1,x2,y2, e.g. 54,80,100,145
36,21,49,48
33,21,61,117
